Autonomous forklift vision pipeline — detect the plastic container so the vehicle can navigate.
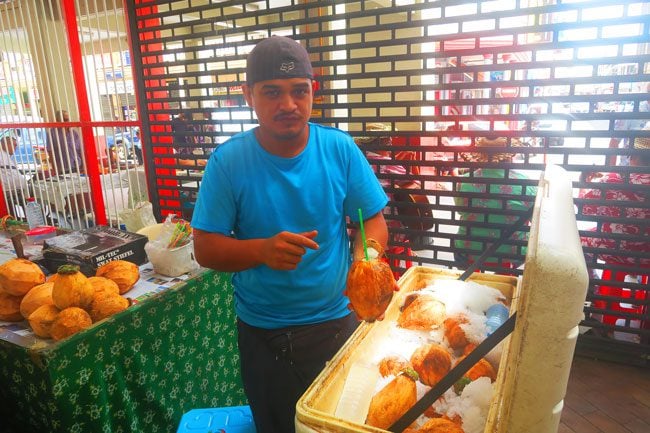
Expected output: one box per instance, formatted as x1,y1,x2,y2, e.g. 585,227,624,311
295,164,590,433
295,267,518,433
485,303,510,335
25,197,45,229
176,405,256,433
144,240,199,277
24,226,57,245
136,223,164,241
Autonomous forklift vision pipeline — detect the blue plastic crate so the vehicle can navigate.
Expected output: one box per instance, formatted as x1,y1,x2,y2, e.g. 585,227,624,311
176,405,256,433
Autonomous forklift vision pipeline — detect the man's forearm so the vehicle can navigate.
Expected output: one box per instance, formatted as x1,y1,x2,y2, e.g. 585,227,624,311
353,211,389,261
193,230,264,272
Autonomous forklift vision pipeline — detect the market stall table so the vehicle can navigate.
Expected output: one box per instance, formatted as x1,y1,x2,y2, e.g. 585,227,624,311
0,258,246,433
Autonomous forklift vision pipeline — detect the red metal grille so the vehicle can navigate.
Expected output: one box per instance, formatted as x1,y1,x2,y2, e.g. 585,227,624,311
126,0,650,364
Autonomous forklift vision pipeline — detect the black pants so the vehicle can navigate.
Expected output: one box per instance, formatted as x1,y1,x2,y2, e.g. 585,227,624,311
237,313,359,433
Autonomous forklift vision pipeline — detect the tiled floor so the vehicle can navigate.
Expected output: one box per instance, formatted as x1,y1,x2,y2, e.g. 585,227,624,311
560,355,650,433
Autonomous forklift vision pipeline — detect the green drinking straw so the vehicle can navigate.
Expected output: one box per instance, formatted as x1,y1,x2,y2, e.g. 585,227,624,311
358,208,369,261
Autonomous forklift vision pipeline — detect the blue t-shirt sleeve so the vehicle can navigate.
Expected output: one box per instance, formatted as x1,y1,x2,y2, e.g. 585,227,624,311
344,142,388,222
190,150,236,235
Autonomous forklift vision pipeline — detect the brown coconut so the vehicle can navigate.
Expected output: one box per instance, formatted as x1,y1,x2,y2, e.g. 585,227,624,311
87,276,120,296
28,304,61,338
89,293,129,322
20,282,54,319
366,368,418,429
345,248,397,322
51,265,94,310
443,316,469,350
0,291,23,322
414,418,464,433
95,260,139,294
410,343,452,387
0,258,46,297
397,293,447,331
457,356,497,382
50,307,92,341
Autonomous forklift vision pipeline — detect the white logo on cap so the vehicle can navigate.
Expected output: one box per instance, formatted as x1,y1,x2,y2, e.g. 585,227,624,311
280,62,295,72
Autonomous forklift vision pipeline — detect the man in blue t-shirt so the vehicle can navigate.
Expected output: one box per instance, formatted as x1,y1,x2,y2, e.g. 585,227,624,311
191,36,388,433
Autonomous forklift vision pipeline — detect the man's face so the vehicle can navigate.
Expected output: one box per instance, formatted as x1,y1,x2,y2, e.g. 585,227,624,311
243,77,313,142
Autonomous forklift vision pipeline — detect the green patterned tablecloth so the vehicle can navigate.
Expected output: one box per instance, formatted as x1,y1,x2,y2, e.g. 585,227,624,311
0,270,246,433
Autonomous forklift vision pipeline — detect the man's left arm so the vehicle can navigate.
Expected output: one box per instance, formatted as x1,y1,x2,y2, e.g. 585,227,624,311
352,211,388,261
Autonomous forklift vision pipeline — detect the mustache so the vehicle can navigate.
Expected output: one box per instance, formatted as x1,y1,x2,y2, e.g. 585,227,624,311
274,112,301,121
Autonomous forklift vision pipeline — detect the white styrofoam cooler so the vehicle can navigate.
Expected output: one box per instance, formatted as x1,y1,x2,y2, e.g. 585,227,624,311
296,164,589,433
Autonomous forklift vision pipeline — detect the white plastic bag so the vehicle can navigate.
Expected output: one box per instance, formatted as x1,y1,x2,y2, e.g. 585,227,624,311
143,215,199,277
145,240,199,277
120,201,157,233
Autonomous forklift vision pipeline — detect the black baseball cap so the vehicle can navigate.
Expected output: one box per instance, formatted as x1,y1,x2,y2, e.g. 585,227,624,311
246,36,314,86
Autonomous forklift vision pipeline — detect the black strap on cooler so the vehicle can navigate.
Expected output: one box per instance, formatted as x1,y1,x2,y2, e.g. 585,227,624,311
388,312,517,433
457,206,535,281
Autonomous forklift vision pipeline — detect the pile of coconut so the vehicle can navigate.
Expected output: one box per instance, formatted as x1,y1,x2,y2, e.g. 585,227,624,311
0,258,139,341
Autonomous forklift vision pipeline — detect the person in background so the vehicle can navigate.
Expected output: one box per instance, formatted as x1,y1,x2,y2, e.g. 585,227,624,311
47,109,84,175
581,134,650,268
355,123,409,248
355,122,412,189
173,111,206,167
133,128,143,165
191,35,388,433
200,111,214,146
439,124,465,176
196,110,215,161
172,111,192,161
355,123,432,250
580,133,650,329
454,137,537,269
0,130,31,209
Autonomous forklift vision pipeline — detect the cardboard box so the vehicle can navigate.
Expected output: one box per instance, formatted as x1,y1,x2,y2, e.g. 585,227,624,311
42,226,148,276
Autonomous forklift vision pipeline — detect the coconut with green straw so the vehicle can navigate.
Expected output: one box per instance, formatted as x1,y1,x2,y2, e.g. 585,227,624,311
344,208,398,321
358,208,370,261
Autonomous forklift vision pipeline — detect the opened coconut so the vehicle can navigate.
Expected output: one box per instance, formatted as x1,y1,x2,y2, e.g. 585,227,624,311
0,258,46,297
20,281,54,319
345,239,397,322
87,276,120,296
0,291,23,322
50,307,92,341
95,260,139,294
28,304,61,338
89,293,129,322
52,265,94,310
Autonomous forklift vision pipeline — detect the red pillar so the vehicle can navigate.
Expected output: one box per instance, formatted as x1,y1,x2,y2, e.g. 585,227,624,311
62,0,107,225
